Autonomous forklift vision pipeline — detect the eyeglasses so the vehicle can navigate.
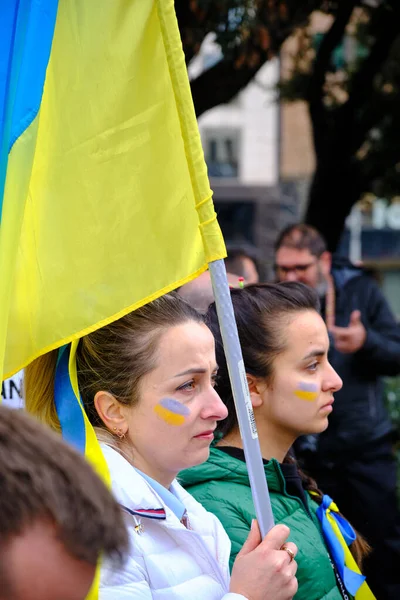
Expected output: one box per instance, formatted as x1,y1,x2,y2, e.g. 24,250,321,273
274,261,317,275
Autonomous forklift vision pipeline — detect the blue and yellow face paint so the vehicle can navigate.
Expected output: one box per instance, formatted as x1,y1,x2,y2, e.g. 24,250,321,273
294,381,318,402
154,397,190,426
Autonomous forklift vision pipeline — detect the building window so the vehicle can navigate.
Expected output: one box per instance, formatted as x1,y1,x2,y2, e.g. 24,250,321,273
202,129,240,178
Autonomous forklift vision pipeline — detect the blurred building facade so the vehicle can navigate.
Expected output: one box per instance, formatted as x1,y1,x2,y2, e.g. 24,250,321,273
189,36,302,278
190,31,400,315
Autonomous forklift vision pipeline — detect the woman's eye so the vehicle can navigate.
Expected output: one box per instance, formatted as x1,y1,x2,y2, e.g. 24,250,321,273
177,380,195,392
211,375,219,388
307,362,318,372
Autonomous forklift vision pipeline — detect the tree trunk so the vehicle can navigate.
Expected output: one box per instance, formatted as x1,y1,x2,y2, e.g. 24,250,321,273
304,2,400,251
305,158,363,252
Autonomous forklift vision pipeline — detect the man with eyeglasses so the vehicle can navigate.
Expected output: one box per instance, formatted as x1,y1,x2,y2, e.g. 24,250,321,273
274,223,400,599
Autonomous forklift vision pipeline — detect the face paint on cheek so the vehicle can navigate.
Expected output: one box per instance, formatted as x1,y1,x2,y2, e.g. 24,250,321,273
294,381,319,402
154,397,191,426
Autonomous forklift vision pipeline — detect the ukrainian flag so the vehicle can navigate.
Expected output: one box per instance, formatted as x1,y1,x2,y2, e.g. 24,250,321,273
0,0,225,382
0,3,225,596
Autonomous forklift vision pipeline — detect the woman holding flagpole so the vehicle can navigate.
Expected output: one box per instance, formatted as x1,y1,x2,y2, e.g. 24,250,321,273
180,282,374,600
25,292,298,600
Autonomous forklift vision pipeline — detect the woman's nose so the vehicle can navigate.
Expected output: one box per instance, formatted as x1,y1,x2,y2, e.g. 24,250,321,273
203,388,228,421
324,363,343,393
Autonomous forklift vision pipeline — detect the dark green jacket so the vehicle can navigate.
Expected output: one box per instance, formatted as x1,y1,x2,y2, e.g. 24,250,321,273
180,447,347,600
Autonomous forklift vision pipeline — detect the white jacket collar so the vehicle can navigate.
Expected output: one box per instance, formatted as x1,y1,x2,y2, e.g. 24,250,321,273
100,444,215,529
100,444,167,516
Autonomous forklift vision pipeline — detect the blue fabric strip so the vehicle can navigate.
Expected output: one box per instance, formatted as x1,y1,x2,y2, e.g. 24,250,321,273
316,495,366,596
54,344,86,453
0,0,59,220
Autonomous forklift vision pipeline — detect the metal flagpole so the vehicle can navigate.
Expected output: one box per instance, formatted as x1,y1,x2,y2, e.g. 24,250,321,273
209,259,274,537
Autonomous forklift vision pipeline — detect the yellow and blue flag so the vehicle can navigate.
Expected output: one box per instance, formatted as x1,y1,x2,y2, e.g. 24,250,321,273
313,494,376,599
1,0,226,595
0,2,226,595
0,0,225,382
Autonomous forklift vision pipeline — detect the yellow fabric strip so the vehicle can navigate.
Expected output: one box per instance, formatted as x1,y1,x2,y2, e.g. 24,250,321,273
86,562,101,600
67,340,108,600
327,512,375,600
68,340,110,485
310,492,376,600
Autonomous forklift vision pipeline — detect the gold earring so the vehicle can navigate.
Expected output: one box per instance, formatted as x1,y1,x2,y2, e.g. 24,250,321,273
116,428,126,440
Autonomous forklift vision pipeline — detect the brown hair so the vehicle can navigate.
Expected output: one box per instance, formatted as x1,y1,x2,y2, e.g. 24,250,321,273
25,293,204,442
275,223,327,258
207,282,370,566
0,405,128,565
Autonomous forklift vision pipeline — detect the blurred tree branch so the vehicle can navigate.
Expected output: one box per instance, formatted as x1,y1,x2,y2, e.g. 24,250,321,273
177,0,400,250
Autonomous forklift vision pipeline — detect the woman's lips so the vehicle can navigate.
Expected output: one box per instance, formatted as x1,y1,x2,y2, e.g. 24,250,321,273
194,430,215,440
320,398,334,412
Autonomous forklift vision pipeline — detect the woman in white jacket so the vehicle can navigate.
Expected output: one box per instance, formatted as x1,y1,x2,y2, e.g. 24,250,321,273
26,293,298,600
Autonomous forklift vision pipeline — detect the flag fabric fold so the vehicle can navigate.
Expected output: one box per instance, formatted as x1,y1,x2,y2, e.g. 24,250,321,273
0,0,226,382
0,0,59,381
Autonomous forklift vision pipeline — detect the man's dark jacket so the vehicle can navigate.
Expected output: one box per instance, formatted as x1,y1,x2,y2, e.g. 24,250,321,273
317,256,400,459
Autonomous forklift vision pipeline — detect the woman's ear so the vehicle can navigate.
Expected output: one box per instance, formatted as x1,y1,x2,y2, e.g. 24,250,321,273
94,391,128,435
246,374,264,408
